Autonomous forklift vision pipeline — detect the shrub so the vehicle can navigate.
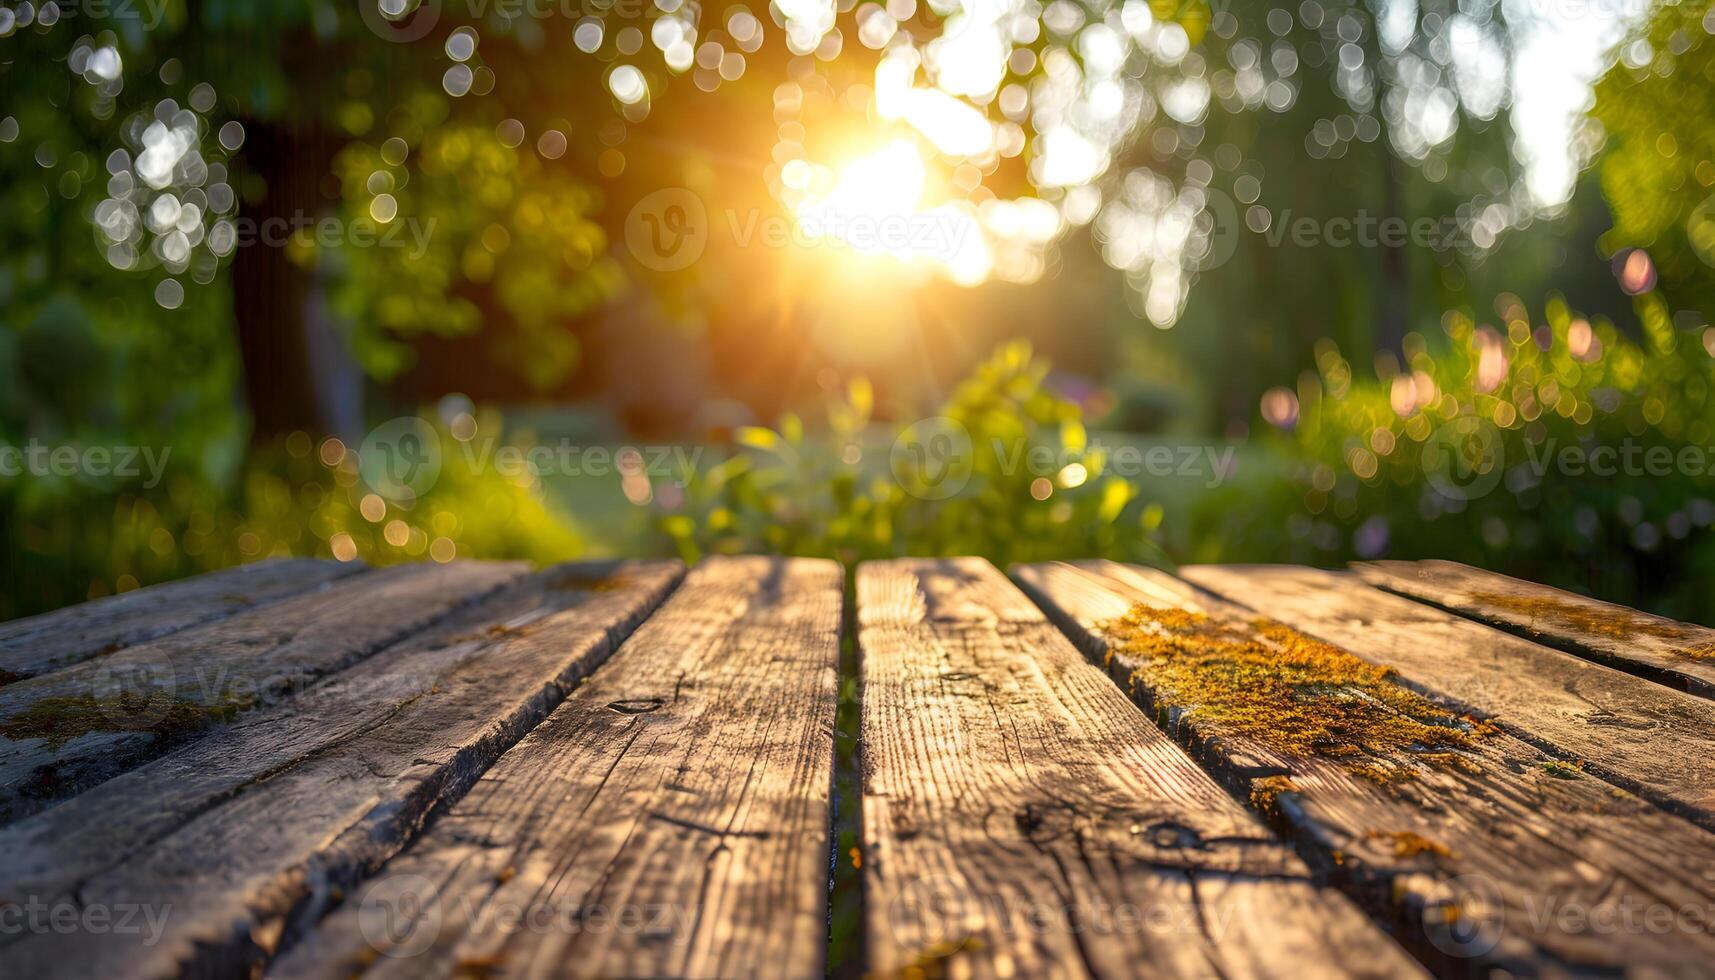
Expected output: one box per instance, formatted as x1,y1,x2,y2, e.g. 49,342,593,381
656,342,1166,568
1194,293,1715,621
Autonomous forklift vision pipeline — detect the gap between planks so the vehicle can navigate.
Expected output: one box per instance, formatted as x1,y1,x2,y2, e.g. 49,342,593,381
0,558,363,684
1181,564,1715,834
271,555,844,980
859,557,1424,980
1355,558,1715,700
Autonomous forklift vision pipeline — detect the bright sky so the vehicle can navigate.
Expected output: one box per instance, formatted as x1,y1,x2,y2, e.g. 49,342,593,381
1500,0,1647,207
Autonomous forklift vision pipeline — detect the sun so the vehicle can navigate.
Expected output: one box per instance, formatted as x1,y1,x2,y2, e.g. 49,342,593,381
791,139,991,284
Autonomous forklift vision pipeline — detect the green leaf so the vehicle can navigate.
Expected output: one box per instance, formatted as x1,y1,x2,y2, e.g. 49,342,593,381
1061,419,1087,455
1098,478,1133,523
1141,502,1165,532
736,426,782,452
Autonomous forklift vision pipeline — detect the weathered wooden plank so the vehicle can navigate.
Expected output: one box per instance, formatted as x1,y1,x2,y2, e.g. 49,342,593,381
1017,559,1715,974
0,561,683,979
1356,559,1715,699
859,558,1423,979
0,560,528,822
0,559,363,684
1181,564,1715,831
272,556,843,980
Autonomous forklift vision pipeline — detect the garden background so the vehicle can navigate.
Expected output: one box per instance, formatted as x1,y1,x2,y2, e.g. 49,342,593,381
3,0,1713,622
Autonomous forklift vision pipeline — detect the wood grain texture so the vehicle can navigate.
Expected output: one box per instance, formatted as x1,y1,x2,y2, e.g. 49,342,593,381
0,559,362,684
1017,560,1715,975
1356,559,1715,699
0,561,683,979
1181,564,1715,831
0,560,528,822
859,558,1423,979
272,556,844,980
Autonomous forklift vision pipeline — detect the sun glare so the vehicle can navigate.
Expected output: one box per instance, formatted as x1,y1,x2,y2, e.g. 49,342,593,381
792,140,992,285
801,140,927,234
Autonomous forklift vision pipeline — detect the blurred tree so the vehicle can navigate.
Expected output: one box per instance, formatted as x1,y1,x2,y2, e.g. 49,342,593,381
1594,0,1715,321
3,1,627,443
1099,0,1635,431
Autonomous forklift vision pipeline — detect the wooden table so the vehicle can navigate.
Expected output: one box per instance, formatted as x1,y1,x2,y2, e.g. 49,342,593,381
2,556,1713,978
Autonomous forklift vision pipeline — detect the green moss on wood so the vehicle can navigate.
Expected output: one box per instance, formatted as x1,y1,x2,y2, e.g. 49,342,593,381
1100,605,1489,786
548,570,632,593
1468,590,1715,660
0,693,246,748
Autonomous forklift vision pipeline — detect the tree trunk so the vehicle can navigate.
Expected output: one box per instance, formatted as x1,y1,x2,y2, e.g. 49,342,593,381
227,119,343,443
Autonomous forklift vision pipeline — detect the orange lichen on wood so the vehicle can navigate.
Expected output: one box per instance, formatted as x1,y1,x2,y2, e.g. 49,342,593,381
1099,605,1488,784
1249,775,1300,815
1466,590,1715,660
1366,829,1453,859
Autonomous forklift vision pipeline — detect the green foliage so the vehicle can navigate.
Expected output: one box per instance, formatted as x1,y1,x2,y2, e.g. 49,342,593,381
1594,0,1715,314
1,5,614,617
1193,293,1715,621
1126,0,1553,431
658,343,1165,567
0,413,584,620
242,414,585,566
322,121,623,386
